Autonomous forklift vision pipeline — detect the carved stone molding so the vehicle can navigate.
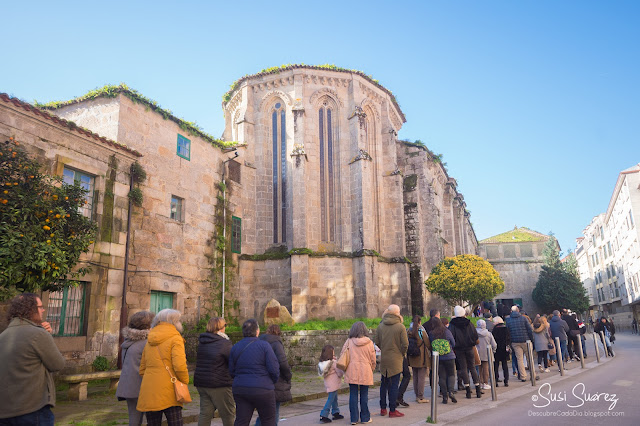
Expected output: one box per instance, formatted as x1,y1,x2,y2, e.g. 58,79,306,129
309,88,344,107
258,90,294,111
359,82,384,104
251,77,295,94
389,107,402,131
226,89,243,113
303,73,350,87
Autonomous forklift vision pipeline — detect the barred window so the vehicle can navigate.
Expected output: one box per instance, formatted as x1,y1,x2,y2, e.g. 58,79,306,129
46,283,88,337
231,216,241,254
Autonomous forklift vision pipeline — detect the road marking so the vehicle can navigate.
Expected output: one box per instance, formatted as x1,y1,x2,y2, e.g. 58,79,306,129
612,379,633,387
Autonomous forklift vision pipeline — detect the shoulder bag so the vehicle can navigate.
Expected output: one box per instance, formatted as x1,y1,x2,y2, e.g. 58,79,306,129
155,346,192,404
336,340,350,371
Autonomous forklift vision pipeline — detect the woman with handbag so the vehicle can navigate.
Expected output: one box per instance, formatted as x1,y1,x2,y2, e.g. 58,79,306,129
532,316,551,373
116,311,155,426
339,321,376,425
137,309,190,426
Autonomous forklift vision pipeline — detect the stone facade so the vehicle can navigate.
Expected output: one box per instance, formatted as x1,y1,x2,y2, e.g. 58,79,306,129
1,65,480,369
478,227,552,317
0,94,140,369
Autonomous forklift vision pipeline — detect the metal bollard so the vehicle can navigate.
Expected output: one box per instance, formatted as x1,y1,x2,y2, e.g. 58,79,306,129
526,340,536,386
487,346,497,401
593,333,601,363
576,335,585,368
599,331,608,357
431,350,439,424
555,337,565,376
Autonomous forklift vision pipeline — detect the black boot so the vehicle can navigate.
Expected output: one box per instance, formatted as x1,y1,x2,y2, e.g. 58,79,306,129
442,393,448,404
449,392,457,403
476,385,482,398
465,385,472,399
504,379,509,387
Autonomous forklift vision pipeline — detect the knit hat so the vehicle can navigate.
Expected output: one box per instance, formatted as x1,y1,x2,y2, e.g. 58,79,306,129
453,305,465,318
383,304,403,321
493,316,504,324
477,319,486,329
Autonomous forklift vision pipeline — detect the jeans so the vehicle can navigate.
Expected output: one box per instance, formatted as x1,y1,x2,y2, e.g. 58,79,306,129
511,351,517,373
557,339,568,362
0,405,54,426
397,357,411,400
197,386,236,426
379,373,401,412
349,384,370,423
255,402,279,426
320,391,340,418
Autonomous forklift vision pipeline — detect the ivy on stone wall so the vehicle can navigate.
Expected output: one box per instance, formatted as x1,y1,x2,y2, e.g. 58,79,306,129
206,180,239,324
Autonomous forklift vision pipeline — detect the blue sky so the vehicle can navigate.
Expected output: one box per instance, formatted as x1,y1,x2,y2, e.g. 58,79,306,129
2,1,639,253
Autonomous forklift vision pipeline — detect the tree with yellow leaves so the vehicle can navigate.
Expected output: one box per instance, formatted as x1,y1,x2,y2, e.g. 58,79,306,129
425,254,505,310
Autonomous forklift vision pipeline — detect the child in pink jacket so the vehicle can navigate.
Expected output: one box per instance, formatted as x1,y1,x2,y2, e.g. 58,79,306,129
317,345,344,423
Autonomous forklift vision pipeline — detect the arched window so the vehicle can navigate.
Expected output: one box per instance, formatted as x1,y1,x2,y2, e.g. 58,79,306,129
272,102,287,243
319,102,337,242
363,107,381,251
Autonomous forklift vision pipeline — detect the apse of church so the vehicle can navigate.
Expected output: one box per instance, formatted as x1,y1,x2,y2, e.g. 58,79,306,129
223,67,412,321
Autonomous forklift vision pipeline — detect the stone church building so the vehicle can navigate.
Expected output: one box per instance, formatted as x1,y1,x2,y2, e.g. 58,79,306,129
1,65,477,367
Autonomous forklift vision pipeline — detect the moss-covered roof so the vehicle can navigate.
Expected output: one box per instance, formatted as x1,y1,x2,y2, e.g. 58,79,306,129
1,92,142,157
480,227,549,244
222,64,406,123
35,84,239,151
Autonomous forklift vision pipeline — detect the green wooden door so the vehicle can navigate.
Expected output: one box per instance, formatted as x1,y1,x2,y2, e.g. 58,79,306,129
150,291,173,313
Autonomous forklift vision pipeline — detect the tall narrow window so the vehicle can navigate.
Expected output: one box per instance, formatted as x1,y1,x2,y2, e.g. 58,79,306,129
272,102,286,243
364,110,381,251
319,105,336,242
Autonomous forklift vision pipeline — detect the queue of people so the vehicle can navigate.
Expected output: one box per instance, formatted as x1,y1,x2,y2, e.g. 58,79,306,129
0,293,620,426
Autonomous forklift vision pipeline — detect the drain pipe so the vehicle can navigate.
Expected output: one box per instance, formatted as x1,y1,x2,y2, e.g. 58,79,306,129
117,167,134,368
221,152,239,318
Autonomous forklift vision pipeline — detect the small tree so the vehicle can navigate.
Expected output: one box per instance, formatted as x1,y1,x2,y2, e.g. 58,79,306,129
532,266,590,313
0,138,97,300
425,254,505,310
533,233,589,313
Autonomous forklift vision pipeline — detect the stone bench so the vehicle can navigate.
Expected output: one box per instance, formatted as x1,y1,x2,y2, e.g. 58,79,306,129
58,370,121,401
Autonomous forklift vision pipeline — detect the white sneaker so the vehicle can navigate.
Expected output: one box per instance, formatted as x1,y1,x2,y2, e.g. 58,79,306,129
543,368,550,373
482,383,492,390
538,364,544,372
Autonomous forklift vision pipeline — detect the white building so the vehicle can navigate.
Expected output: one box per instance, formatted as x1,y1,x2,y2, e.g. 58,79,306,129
576,164,640,326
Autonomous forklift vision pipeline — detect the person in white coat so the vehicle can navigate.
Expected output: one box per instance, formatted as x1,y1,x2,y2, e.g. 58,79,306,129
475,320,497,390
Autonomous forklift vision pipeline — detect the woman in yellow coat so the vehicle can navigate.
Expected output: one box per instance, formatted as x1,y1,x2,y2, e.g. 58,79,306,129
137,309,189,426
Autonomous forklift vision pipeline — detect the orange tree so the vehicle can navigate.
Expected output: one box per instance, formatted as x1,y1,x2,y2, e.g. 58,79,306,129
0,138,97,300
425,254,505,310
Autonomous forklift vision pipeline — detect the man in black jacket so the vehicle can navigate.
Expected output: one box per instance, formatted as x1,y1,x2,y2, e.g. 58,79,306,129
562,309,581,361
449,306,482,399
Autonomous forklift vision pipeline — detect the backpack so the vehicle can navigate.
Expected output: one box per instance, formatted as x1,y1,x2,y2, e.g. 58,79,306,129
432,338,451,356
407,336,420,357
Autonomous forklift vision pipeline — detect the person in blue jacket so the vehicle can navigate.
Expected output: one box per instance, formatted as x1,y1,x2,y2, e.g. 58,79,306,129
229,319,280,426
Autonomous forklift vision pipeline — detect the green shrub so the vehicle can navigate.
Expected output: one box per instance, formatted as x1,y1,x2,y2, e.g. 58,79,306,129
92,356,109,371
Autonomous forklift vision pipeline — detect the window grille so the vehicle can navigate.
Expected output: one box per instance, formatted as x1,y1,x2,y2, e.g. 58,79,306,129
47,284,87,337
